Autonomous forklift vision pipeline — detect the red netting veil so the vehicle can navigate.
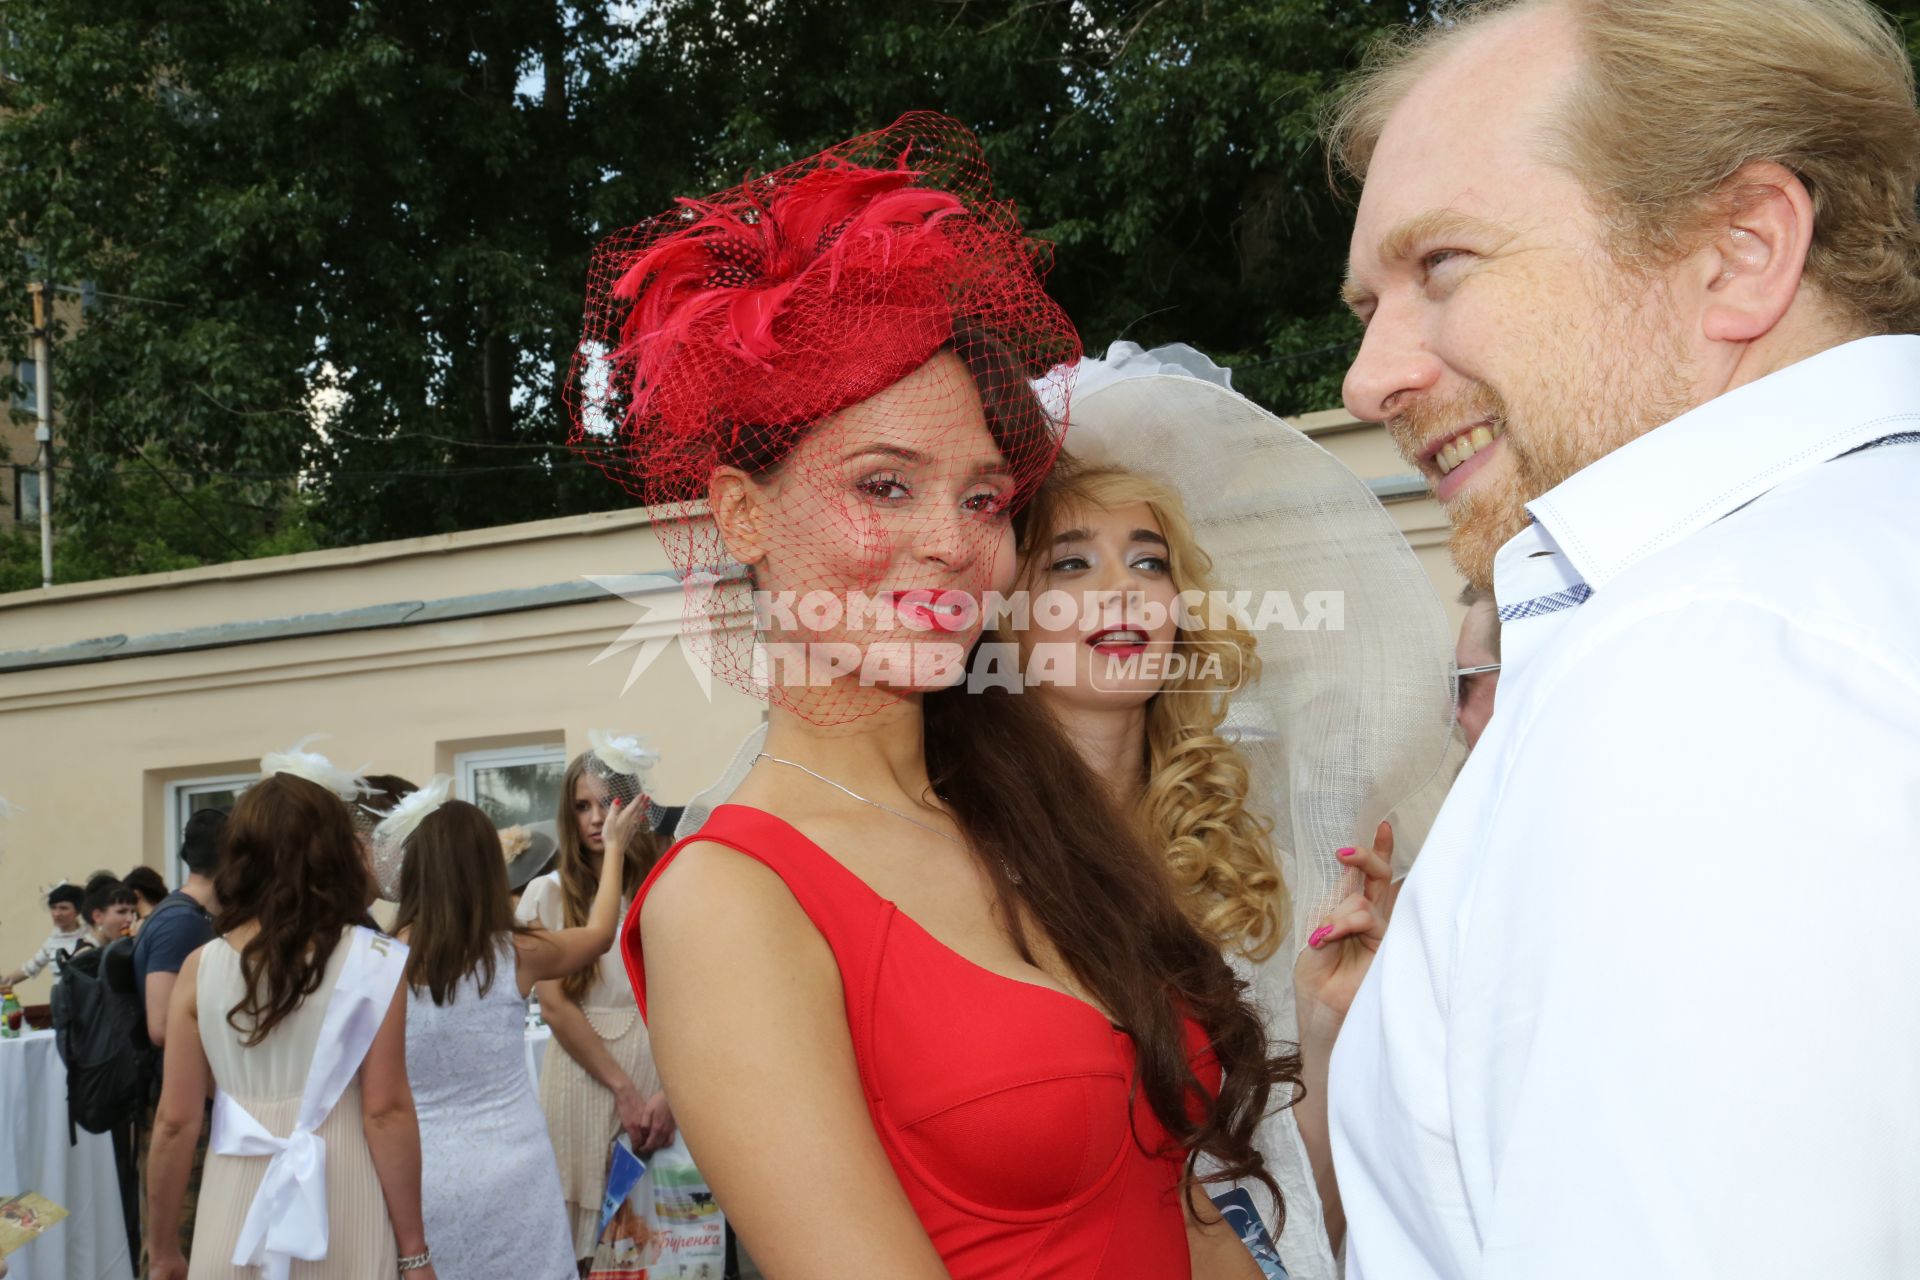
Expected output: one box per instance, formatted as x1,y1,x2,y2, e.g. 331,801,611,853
567,112,1081,723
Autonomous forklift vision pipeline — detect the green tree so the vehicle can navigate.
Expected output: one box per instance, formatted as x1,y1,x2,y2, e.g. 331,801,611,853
6,0,1915,587
0,0,695,573
651,0,1389,413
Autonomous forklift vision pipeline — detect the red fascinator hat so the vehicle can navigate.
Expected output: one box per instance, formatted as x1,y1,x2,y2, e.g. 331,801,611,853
568,111,1078,504
566,112,1081,717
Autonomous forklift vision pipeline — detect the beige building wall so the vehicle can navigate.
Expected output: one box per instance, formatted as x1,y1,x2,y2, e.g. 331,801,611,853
0,507,764,1001
0,413,1461,1000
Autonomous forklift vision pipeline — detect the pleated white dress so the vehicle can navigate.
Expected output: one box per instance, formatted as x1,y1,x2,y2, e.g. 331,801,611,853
517,873,659,1259
189,931,397,1279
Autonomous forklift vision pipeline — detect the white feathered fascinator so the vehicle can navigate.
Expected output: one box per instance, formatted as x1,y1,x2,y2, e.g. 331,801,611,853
369,774,454,902
259,735,371,803
585,730,660,809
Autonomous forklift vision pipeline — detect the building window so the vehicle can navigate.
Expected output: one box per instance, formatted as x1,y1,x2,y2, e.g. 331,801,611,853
166,773,257,885
11,358,35,413
457,744,567,830
13,466,39,522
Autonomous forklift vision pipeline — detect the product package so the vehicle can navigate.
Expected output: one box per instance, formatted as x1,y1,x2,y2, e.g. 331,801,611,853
0,1193,69,1256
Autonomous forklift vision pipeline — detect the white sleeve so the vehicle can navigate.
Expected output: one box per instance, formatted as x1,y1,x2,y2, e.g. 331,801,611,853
17,938,54,980
1457,601,1920,1278
515,875,557,929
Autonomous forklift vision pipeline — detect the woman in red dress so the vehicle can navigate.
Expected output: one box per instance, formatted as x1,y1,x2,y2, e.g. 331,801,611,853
572,114,1298,1279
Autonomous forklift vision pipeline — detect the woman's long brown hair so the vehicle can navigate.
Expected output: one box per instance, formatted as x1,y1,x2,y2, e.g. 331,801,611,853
918,343,1298,1211
554,752,660,1003
392,800,525,1006
924,678,1301,1210
212,773,377,1048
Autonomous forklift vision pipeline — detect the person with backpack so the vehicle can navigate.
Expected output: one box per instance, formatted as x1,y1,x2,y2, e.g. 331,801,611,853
51,878,147,1267
70,877,138,951
133,809,225,1270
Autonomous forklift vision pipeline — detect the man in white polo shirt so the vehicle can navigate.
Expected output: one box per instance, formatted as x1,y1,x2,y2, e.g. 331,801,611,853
1324,0,1920,1276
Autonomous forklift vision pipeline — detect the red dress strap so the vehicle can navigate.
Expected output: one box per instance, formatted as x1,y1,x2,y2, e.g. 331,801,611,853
621,804,889,1027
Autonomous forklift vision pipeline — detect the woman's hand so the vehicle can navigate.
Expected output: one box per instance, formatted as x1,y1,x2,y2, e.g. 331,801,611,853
1293,820,1398,1032
638,1090,676,1154
614,1079,651,1149
603,793,651,865
147,1250,187,1280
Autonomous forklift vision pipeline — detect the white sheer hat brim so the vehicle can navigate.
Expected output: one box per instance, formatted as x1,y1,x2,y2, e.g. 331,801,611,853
1065,348,1457,946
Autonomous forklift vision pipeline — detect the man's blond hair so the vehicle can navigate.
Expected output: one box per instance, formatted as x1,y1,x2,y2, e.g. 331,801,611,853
1323,0,1920,335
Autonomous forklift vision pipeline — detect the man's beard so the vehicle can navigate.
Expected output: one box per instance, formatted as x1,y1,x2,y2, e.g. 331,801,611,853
1387,294,1695,592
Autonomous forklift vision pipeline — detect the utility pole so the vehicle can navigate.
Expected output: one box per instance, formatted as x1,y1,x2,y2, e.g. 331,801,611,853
28,281,52,589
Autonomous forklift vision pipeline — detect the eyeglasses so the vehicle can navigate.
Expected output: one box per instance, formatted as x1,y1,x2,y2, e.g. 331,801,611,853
1454,663,1502,678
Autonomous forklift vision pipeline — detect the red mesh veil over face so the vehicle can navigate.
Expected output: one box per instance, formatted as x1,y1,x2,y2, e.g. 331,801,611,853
568,113,1080,724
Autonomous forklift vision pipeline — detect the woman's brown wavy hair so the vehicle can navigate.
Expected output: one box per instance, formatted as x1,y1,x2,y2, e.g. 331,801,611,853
553,752,660,1003
393,800,527,1006
924,674,1301,1212
213,773,376,1047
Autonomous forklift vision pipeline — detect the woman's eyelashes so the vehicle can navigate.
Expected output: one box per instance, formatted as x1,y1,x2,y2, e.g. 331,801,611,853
961,485,1013,518
853,470,1012,518
855,470,911,502
1046,550,1170,576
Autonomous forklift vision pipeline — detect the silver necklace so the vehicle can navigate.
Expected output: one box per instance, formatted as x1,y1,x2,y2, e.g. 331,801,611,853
754,752,1021,885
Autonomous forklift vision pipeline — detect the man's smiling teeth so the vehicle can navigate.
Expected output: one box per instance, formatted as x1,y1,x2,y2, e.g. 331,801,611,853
1436,424,1504,475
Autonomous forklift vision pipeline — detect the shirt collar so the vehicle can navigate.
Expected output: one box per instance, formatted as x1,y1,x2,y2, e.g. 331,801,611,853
1525,335,1920,591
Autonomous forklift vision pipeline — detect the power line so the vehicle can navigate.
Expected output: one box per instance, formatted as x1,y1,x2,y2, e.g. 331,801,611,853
44,458,618,481
192,388,610,453
131,445,251,557
49,283,189,309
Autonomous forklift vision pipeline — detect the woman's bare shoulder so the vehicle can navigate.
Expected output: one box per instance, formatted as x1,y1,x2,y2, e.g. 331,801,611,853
643,838,810,933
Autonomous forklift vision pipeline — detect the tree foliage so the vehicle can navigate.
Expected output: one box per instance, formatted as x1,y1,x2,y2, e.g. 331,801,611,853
3,0,1914,585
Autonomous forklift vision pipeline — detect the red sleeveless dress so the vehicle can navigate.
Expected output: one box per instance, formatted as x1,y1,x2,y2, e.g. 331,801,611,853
622,803,1218,1279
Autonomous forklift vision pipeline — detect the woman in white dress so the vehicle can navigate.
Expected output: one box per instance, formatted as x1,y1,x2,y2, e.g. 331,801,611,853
381,783,637,1280
516,751,672,1268
145,770,438,1280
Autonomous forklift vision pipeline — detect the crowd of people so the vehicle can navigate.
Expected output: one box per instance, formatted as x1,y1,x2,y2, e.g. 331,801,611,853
6,733,684,1280
9,0,1920,1276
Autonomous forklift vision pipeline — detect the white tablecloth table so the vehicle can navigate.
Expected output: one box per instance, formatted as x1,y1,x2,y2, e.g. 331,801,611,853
0,1030,135,1280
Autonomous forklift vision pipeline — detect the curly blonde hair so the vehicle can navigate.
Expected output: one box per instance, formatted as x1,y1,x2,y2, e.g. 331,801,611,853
1014,459,1289,961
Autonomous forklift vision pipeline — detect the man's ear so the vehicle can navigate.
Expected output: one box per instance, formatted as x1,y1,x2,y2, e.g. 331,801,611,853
709,468,768,566
1696,160,1816,344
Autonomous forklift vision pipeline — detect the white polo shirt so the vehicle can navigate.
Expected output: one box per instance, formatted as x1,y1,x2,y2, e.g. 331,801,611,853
1330,335,1920,1279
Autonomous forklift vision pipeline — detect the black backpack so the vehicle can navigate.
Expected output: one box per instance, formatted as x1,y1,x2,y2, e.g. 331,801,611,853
50,937,147,1135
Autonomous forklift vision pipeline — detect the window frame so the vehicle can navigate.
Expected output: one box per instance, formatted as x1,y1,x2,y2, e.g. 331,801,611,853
13,465,40,522
454,742,568,831
165,772,258,885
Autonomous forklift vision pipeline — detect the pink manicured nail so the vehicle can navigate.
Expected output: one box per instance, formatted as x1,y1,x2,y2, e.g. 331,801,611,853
1336,847,1356,859
1308,925,1334,949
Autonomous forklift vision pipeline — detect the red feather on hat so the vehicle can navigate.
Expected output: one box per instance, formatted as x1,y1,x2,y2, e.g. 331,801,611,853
610,162,965,427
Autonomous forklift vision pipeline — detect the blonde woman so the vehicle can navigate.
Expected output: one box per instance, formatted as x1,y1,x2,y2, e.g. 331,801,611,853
515,750,670,1271
1006,349,1456,1277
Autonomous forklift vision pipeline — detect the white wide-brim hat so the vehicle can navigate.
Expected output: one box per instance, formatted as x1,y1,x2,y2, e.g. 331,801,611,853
675,343,1458,950
1066,344,1457,947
